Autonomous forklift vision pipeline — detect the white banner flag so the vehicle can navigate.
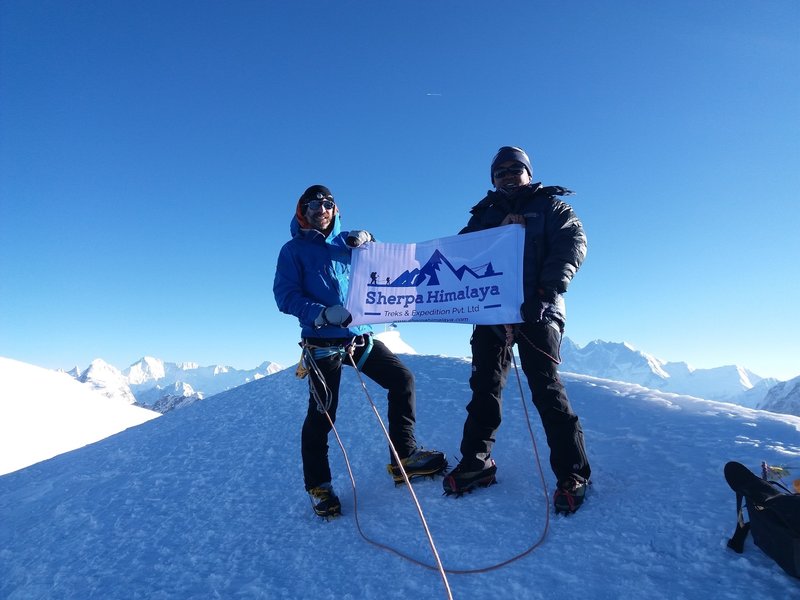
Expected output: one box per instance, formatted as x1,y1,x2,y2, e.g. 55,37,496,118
345,224,524,326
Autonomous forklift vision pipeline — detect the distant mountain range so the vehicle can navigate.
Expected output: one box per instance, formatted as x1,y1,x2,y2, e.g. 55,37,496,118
558,339,779,408
557,338,800,417
57,335,800,417
71,357,283,413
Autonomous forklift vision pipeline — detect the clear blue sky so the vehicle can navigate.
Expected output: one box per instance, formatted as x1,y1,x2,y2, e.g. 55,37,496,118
1,1,798,381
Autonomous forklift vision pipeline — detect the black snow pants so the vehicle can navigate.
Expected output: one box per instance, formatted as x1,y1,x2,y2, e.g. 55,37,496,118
301,335,417,490
460,322,591,484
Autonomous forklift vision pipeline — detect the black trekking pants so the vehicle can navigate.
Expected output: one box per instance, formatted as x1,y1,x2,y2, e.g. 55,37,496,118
301,336,417,490
460,322,591,484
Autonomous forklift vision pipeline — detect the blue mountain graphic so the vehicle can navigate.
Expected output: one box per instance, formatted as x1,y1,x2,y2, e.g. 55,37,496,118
383,249,502,287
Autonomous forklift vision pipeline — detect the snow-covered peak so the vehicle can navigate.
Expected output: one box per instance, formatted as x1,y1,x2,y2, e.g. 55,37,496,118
125,356,166,384
562,339,669,385
79,358,123,382
374,329,417,355
79,359,137,405
256,361,284,376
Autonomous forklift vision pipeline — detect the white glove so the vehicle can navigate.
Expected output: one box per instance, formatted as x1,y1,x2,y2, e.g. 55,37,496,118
314,305,353,328
346,230,374,248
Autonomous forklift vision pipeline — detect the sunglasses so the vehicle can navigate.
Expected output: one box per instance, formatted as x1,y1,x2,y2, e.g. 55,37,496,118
493,166,526,179
304,199,335,211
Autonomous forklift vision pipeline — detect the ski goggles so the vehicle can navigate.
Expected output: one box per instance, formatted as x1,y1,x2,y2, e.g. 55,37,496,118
493,166,526,179
303,199,335,211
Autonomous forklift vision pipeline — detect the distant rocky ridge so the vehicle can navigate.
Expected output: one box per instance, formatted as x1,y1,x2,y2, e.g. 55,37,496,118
758,377,800,416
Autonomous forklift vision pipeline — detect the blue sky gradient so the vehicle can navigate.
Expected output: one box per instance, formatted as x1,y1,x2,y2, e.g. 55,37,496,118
1,1,798,379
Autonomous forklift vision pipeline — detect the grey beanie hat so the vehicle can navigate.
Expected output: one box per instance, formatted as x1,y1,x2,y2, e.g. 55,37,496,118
490,146,532,183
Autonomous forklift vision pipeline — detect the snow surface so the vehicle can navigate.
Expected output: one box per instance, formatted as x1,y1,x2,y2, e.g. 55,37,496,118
0,357,160,476
2,351,800,599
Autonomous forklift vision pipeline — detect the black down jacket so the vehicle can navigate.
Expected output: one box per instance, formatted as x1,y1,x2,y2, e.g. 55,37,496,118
460,183,587,327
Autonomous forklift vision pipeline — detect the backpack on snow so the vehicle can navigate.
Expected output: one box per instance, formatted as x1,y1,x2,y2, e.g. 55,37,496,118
724,460,800,578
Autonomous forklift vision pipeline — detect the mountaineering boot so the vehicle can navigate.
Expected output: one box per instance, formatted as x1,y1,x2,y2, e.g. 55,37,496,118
553,475,587,515
442,458,497,495
387,448,448,483
308,482,342,518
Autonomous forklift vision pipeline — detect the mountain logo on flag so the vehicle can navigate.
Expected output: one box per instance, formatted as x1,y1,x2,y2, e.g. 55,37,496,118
368,249,502,288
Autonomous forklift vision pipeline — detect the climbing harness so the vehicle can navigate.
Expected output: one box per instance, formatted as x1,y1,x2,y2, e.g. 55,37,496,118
298,335,374,412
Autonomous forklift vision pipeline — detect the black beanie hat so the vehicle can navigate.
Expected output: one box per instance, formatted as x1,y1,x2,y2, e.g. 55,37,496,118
490,146,532,183
300,185,334,205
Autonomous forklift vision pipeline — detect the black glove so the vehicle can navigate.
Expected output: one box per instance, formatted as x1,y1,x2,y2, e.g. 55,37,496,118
521,300,547,323
345,230,374,248
522,288,558,324
314,305,353,328
538,287,558,303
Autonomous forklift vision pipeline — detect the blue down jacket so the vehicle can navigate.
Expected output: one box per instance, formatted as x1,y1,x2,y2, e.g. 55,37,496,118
273,213,372,340
460,182,587,327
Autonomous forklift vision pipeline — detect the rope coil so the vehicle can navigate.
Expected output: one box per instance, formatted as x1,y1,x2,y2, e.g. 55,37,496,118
300,333,552,598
